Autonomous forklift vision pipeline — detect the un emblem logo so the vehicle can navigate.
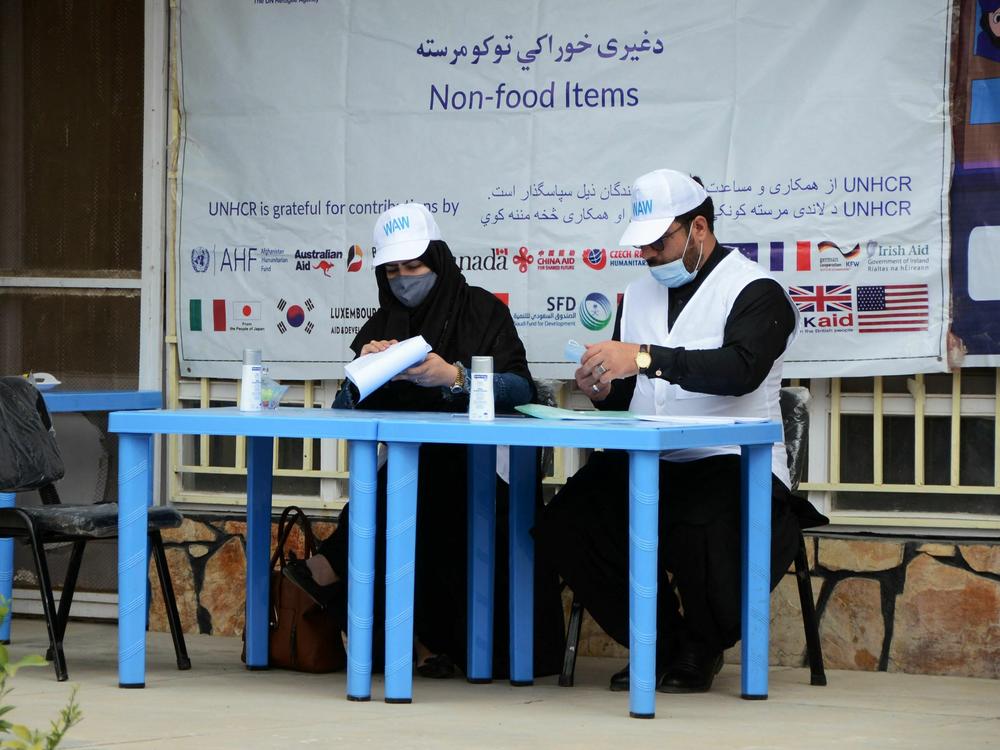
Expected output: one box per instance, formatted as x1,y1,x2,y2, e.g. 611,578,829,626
191,247,210,273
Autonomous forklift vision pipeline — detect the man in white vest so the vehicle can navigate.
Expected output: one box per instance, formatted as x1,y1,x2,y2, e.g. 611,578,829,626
537,168,803,694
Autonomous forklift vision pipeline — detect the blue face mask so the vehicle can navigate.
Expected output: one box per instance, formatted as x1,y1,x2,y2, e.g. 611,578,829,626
389,271,438,307
649,228,702,288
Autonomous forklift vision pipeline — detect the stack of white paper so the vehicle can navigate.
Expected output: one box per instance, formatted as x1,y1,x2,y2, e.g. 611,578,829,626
344,335,432,401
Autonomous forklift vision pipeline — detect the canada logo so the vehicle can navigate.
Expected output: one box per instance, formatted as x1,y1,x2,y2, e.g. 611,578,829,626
582,247,607,270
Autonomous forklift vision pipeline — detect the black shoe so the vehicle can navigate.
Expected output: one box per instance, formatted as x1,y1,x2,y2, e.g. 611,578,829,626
609,662,630,692
416,653,458,679
282,558,341,610
656,647,724,694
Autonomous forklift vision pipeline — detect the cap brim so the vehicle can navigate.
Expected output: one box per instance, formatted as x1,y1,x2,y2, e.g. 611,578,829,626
373,239,430,267
619,216,673,247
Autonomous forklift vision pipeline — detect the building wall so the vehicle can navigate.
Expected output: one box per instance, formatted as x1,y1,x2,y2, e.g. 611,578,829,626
147,516,1000,680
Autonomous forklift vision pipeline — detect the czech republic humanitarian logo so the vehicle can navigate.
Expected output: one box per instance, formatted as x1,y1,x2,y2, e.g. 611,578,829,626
582,247,607,270
580,292,612,331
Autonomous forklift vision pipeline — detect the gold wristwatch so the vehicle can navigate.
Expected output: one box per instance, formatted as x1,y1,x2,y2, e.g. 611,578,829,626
450,362,466,394
635,344,652,375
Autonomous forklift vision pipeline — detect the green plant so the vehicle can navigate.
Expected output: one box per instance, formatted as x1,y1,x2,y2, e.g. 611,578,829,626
0,598,81,749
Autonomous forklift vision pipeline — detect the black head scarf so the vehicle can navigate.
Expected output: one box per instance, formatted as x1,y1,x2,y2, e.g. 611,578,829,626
351,240,532,411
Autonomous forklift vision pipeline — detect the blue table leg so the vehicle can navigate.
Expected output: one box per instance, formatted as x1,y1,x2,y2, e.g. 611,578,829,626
741,442,772,700
508,445,535,686
467,444,497,683
346,440,377,701
628,450,659,719
384,441,418,703
244,436,274,670
118,432,151,688
0,492,14,643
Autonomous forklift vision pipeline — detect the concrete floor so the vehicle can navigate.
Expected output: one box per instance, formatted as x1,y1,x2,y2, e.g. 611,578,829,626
5,618,999,749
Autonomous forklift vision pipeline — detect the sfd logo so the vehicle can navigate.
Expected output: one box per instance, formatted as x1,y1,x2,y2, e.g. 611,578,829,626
546,296,576,312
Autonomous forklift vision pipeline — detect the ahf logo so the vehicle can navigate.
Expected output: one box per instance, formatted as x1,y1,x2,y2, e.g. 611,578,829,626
191,247,210,273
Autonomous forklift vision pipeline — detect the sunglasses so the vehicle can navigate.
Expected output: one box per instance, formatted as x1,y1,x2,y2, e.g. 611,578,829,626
637,223,686,252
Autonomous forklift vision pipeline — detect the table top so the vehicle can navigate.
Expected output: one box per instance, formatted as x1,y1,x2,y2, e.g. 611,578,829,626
42,390,163,413
108,406,378,441
371,411,783,450
107,406,782,450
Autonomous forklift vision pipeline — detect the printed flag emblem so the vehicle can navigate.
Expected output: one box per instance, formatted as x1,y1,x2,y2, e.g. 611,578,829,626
856,284,929,333
189,299,226,332
788,285,853,313
276,298,316,334
232,301,261,322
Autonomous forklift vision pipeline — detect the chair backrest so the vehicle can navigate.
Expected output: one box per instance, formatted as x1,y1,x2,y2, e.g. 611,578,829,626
0,377,65,493
778,386,810,492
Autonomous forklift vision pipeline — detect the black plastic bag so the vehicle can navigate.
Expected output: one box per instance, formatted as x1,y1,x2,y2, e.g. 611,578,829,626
0,377,64,491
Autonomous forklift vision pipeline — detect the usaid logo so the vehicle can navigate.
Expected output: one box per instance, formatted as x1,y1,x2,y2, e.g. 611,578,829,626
632,199,653,217
383,215,411,236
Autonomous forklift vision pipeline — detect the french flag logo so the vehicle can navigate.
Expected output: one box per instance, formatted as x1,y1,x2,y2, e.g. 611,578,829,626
732,241,811,272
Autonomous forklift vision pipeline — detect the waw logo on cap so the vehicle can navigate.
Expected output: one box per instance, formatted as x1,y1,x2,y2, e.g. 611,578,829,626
619,169,708,247
372,202,443,267
632,198,654,216
383,214,411,237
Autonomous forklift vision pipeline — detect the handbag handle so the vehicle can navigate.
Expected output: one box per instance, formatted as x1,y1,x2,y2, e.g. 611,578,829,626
270,505,319,571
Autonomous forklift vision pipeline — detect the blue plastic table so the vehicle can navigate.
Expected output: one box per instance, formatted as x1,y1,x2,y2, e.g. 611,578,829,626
107,407,378,692
373,412,783,718
0,390,163,643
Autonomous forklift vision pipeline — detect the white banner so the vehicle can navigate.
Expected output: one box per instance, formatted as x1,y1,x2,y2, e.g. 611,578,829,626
175,0,952,380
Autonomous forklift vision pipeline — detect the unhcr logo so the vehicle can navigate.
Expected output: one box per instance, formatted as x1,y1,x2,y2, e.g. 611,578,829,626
383,215,411,236
632,199,653,216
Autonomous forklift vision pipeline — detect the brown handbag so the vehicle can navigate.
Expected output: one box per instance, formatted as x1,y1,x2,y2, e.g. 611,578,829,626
242,505,346,672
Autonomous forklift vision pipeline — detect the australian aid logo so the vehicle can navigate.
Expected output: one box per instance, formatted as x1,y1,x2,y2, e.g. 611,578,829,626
788,285,854,332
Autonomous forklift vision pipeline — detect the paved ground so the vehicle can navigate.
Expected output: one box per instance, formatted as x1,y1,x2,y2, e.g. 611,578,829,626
4,618,998,749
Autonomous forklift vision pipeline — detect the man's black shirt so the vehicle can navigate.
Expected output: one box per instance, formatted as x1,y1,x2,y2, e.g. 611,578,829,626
598,243,796,411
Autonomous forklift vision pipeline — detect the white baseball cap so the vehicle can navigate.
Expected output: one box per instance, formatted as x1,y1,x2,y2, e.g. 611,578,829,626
372,202,442,266
618,169,708,247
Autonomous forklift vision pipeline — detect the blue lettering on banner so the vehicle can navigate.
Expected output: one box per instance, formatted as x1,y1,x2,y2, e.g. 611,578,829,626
633,199,653,216
384,216,411,235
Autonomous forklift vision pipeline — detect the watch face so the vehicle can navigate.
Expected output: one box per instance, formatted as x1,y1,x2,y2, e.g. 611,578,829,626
637,352,652,368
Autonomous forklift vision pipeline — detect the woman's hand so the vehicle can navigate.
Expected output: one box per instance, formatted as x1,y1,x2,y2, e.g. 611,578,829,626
360,339,398,356
395,352,458,388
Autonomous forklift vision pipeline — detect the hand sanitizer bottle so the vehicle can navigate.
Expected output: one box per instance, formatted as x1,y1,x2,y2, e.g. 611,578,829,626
239,348,263,412
468,356,494,421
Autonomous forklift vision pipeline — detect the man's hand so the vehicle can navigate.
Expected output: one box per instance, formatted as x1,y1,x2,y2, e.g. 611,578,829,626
360,339,398,356
581,341,642,386
395,352,457,388
575,364,612,401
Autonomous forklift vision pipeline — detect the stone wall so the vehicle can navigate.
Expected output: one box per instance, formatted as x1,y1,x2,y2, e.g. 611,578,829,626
148,517,1000,679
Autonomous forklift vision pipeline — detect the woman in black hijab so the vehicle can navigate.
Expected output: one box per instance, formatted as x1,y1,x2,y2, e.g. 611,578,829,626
285,203,565,680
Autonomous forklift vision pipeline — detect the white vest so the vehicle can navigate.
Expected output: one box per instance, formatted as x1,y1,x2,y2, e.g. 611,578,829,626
621,250,799,488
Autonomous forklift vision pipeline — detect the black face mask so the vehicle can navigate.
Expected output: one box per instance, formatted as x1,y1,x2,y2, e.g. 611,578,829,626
388,271,438,308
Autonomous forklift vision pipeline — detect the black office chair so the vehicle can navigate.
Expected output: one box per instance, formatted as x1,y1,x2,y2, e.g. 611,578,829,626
558,385,827,687
0,377,191,681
